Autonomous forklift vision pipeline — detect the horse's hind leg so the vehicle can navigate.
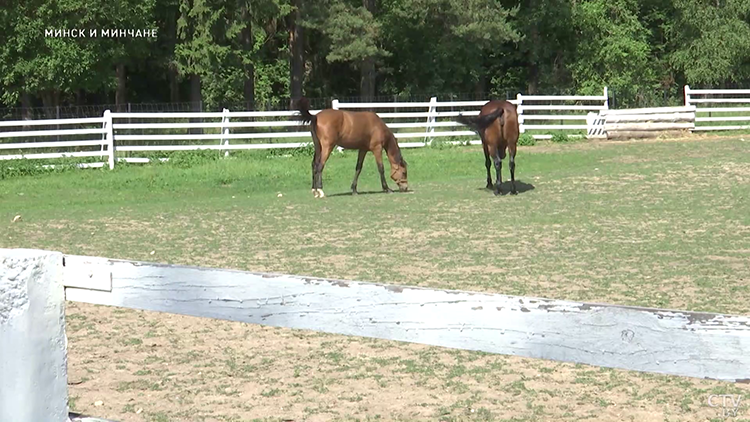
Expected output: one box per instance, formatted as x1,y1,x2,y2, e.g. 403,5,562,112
373,145,392,193
313,143,334,198
311,143,321,194
492,147,504,196
482,141,492,189
351,149,367,195
509,144,518,195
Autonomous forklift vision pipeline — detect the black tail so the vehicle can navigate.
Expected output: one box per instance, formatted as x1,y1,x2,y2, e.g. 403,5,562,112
293,97,321,148
456,108,504,133
292,97,317,126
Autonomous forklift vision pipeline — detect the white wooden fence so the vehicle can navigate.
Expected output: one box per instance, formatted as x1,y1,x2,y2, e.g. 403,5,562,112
1,248,749,422
685,85,750,131
0,113,114,168
3,86,750,169
0,89,608,167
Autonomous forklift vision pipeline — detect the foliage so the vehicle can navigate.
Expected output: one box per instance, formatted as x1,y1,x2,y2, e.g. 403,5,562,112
0,0,749,109
517,133,536,146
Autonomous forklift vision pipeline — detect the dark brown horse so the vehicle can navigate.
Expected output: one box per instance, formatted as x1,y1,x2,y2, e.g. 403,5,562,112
294,98,408,198
456,100,520,195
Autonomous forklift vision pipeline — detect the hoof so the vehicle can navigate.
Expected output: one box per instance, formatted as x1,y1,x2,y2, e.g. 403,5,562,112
312,189,326,198
384,188,393,194
351,190,358,196
511,190,518,195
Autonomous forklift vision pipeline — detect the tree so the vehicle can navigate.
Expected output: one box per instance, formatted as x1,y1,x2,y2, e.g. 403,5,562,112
569,0,656,106
288,0,304,105
302,0,389,99
95,0,157,109
0,0,108,112
378,0,519,96
668,0,750,87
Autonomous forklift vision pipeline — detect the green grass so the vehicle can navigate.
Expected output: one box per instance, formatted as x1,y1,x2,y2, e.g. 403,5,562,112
2,137,749,313
3,135,750,422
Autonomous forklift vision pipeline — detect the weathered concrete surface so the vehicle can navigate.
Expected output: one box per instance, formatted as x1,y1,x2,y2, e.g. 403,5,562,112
64,254,750,382
1,249,67,422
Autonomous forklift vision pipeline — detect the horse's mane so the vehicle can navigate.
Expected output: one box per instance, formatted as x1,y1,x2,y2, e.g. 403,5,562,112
386,133,407,166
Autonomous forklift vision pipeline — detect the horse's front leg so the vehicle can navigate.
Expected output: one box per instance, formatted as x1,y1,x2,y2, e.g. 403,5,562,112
351,149,368,195
374,147,392,193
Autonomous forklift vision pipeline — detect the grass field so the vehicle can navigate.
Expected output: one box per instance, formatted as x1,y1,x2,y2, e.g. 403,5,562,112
2,134,750,422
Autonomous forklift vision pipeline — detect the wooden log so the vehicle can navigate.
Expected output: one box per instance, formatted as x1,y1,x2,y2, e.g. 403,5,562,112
607,130,689,140
604,122,695,131
601,106,696,116
607,131,660,139
605,113,695,124
61,254,750,383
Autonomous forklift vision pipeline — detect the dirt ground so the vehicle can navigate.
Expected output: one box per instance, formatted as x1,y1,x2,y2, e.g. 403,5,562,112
4,135,748,422
66,300,750,422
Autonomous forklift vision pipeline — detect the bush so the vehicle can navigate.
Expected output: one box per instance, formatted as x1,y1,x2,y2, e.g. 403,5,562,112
166,150,222,168
550,133,570,143
518,133,536,146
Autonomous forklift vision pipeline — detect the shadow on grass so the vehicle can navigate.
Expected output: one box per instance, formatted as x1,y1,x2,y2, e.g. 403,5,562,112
326,189,407,197
476,180,536,195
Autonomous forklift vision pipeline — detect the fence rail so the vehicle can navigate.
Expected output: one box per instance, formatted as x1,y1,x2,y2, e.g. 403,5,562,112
685,85,750,131
0,89,609,167
2,86,750,168
1,248,749,422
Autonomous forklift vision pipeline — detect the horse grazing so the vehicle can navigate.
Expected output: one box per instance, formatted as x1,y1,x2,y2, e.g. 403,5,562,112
293,98,408,198
456,100,520,195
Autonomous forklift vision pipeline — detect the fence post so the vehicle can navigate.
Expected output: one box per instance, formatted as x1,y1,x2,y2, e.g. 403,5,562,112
332,99,339,110
425,96,437,145
586,112,596,138
603,86,609,110
684,85,691,107
0,248,68,422
103,110,115,170
516,93,525,134
221,108,230,158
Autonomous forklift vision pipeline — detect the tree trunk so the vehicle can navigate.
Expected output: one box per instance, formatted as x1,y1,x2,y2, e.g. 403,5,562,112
360,0,377,103
41,90,56,119
167,5,180,103
528,63,539,95
526,0,539,95
189,74,203,134
20,92,33,120
169,66,180,103
289,0,304,109
476,71,486,99
241,6,255,110
116,63,127,112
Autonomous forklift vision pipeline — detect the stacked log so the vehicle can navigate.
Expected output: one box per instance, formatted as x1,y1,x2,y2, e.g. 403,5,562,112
601,106,696,139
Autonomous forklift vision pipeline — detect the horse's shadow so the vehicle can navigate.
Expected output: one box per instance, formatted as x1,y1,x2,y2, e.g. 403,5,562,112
476,180,535,195
327,190,402,197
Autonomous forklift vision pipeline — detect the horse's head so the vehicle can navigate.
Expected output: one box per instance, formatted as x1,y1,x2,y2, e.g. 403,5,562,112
390,158,408,192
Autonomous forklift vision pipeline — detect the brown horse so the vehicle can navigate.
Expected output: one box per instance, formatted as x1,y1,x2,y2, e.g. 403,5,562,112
456,100,520,195
293,98,408,198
